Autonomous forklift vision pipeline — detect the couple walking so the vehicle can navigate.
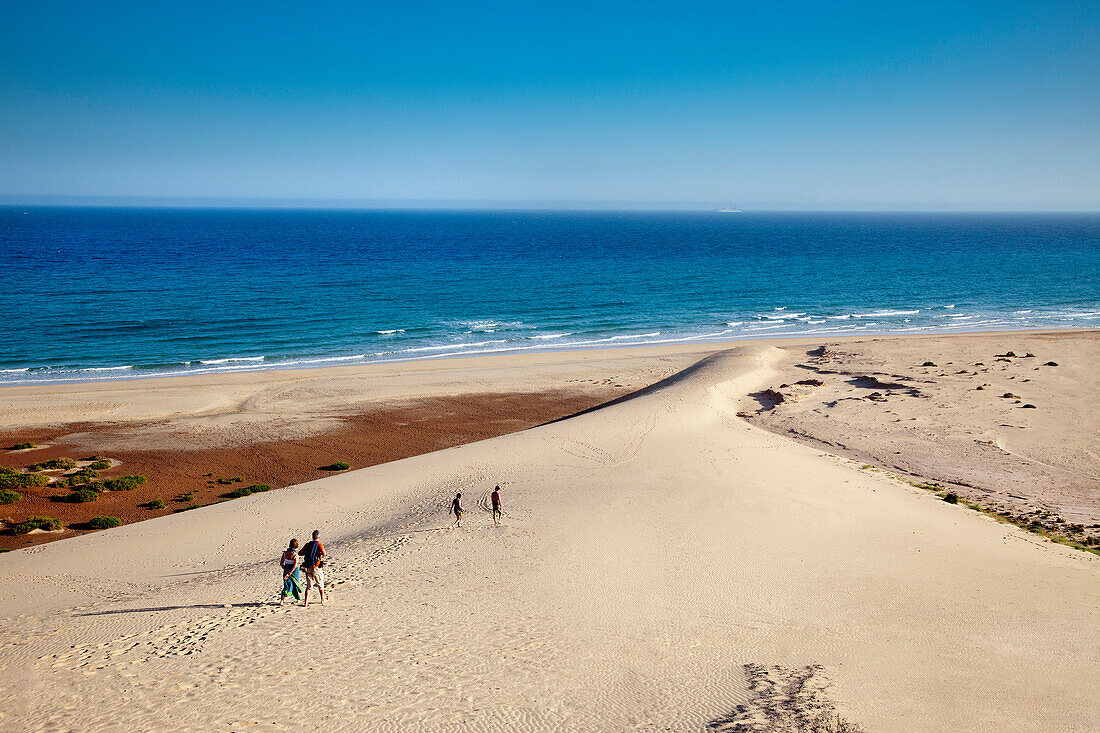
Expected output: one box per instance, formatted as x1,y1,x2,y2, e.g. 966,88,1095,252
279,529,326,606
451,484,504,527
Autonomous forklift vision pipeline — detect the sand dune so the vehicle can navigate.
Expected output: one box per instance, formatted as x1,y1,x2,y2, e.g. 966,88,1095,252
1,343,1097,731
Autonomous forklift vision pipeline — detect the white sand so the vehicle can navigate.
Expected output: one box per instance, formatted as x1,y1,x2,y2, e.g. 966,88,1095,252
0,342,1097,731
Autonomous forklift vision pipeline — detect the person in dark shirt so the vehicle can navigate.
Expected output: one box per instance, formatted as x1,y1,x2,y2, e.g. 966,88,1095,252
491,485,502,526
298,529,326,607
451,493,463,528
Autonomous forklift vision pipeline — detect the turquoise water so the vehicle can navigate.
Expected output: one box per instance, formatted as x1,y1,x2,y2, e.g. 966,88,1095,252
1,208,1097,384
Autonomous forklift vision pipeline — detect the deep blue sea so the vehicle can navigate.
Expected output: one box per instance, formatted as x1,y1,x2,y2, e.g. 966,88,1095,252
1,208,1098,385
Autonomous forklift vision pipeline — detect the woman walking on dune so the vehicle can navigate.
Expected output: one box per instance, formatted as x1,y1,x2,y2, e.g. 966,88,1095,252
279,538,303,606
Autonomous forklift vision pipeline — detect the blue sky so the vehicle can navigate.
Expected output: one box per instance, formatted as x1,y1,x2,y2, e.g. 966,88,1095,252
1,1,1098,209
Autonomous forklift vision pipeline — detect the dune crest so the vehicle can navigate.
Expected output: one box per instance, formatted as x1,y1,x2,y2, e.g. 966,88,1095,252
1,344,1096,731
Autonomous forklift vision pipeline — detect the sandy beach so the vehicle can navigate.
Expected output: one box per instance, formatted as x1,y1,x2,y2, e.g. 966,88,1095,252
1,331,1097,731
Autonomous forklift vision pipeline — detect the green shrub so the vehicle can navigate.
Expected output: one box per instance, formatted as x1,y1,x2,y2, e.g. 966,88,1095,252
224,483,273,499
0,489,21,505
146,499,165,509
62,489,99,503
0,465,17,475
9,516,62,534
102,475,146,491
216,476,244,485
320,462,350,471
65,469,100,485
9,442,36,450
0,472,50,489
87,516,122,530
177,503,200,512
177,492,195,502
88,459,111,470
943,493,959,504
31,457,76,471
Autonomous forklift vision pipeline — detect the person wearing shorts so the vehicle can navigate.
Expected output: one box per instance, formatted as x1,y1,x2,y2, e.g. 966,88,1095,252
451,492,463,527
299,529,326,607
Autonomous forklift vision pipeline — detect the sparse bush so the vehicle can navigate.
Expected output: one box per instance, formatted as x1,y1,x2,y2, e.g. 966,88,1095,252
87,516,122,530
61,489,99,503
0,489,21,504
31,457,76,471
178,503,200,512
224,483,273,499
102,475,146,491
146,499,165,509
0,465,17,475
320,462,350,471
88,459,111,470
9,516,62,534
177,492,195,502
0,472,49,489
9,442,36,450
65,469,100,485
943,493,958,504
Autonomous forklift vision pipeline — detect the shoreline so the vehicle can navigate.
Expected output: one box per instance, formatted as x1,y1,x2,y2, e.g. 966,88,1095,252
2,325,1096,389
1,326,1093,394
3,328,1096,557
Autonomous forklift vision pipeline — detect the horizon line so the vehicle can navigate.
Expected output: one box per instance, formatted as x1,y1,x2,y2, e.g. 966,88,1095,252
1,195,1098,214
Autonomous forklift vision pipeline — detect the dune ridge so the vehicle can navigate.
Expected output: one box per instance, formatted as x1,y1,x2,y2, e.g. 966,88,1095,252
1,343,1097,731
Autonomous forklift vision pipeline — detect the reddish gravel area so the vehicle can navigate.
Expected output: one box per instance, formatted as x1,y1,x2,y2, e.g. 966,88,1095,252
0,389,620,551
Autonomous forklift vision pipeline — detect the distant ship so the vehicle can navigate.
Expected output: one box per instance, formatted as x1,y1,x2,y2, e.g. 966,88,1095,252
715,207,742,213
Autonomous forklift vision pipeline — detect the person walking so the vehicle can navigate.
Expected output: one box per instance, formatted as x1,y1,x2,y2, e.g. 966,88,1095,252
491,485,503,526
451,492,464,527
299,529,326,607
279,538,303,606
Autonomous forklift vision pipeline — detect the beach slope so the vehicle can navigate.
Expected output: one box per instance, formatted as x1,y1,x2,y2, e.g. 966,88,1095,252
0,344,1097,731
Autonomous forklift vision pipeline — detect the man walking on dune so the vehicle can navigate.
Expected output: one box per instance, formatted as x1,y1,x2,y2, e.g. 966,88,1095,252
451,492,464,528
299,529,326,607
491,485,503,526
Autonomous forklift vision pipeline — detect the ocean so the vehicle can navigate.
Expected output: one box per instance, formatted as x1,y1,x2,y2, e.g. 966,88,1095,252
1,208,1098,385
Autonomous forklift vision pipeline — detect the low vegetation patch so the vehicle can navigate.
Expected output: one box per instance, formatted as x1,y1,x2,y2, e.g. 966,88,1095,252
0,472,50,489
31,457,76,471
88,459,112,470
63,470,100,486
224,483,273,499
9,516,62,534
176,492,195,502
59,488,99,503
87,516,122,530
0,466,17,475
177,503,201,512
320,461,351,471
102,475,146,491
0,489,21,505
216,476,243,485
8,442,36,450
942,492,959,504
146,499,165,509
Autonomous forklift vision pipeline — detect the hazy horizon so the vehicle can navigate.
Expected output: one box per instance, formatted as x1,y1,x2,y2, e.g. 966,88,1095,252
4,195,1100,213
